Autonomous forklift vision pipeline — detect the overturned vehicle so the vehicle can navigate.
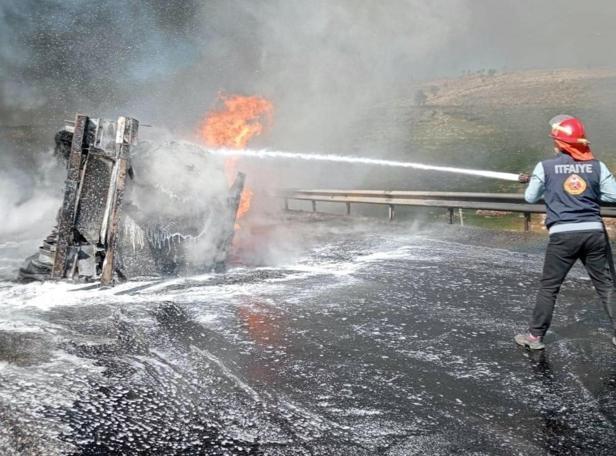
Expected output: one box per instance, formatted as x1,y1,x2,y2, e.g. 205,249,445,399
20,114,245,285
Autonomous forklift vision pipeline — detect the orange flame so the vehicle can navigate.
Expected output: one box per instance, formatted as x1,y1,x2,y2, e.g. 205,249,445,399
199,94,273,226
236,187,254,220
200,94,273,150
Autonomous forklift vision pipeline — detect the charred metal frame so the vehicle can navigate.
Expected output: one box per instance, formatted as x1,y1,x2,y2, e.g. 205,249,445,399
21,113,246,284
100,116,138,285
51,114,140,283
51,114,88,278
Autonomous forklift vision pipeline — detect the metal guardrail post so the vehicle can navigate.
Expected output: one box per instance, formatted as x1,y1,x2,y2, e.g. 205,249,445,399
312,200,317,212
524,212,531,232
388,204,395,221
448,208,454,224
346,202,351,215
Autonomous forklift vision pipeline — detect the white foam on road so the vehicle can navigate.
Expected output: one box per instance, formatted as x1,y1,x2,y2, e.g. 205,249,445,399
272,243,437,279
0,237,455,331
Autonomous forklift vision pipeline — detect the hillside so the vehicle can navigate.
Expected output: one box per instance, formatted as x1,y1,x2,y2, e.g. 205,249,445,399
346,68,616,192
423,68,616,108
4,68,616,194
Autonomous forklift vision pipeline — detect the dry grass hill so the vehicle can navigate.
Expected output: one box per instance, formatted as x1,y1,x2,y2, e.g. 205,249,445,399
348,68,616,191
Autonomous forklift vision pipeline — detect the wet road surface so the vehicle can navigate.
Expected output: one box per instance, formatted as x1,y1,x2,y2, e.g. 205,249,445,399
1,215,616,455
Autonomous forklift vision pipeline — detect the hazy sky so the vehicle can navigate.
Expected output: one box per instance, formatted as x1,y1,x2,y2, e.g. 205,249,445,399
1,1,615,131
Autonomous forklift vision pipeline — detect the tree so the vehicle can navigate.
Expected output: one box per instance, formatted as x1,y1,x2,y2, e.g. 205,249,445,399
415,89,427,106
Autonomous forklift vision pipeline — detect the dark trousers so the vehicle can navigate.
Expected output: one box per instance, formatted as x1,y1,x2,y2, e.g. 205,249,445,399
530,230,616,337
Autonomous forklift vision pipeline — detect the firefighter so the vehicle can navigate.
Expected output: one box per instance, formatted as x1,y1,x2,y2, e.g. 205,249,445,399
515,115,616,350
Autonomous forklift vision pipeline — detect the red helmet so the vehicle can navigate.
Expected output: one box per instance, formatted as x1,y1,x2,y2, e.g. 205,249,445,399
549,115,590,145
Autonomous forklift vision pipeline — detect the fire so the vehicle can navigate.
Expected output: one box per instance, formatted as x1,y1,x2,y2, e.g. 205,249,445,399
200,94,273,150
199,94,273,226
236,187,254,220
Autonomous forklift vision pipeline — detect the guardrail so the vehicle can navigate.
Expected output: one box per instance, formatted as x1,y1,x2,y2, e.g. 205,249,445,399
279,190,616,231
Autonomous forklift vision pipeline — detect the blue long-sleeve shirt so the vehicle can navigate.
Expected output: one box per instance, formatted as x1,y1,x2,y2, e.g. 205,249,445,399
525,159,616,233
525,161,616,203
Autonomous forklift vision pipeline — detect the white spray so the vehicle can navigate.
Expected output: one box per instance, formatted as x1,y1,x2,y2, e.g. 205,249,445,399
183,143,519,182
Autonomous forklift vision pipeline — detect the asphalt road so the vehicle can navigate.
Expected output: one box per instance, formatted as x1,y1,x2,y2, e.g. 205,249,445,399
1,216,616,455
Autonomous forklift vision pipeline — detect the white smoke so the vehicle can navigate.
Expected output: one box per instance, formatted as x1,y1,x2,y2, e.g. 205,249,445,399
126,137,237,269
3,1,616,269
0,146,62,242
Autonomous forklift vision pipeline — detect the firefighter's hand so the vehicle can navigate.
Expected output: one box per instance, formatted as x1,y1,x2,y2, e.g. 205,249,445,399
518,173,530,184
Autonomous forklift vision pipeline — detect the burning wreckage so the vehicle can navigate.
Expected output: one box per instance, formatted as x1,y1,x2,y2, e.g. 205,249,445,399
19,114,246,285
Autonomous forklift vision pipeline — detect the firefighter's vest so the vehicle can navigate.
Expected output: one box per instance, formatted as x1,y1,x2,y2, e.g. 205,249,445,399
542,154,601,228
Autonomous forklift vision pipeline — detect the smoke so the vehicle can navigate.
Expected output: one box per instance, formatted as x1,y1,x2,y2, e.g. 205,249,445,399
0,0,203,125
5,1,616,133
128,138,229,218
3,0,616,261
126,138,234,268
0,143,62,242
456,1,616,72
0,170,58,240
